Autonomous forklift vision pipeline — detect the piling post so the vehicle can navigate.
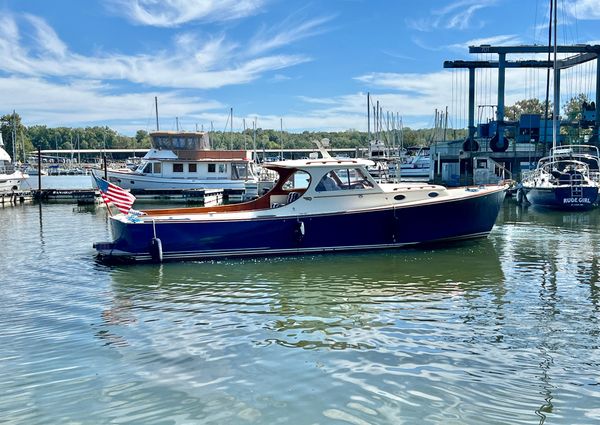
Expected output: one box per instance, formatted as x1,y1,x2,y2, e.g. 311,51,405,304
103,154,108,180
496,53,506,143
37,146,42,195
468,67,476,146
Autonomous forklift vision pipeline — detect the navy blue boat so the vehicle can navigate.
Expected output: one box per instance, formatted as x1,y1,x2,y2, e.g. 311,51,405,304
94,153,507,263
521,145,600,210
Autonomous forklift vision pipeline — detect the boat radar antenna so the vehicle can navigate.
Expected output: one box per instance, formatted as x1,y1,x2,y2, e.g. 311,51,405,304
312,138,332,158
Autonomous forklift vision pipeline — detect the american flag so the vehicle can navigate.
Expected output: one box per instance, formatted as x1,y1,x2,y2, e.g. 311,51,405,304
93,174,136,214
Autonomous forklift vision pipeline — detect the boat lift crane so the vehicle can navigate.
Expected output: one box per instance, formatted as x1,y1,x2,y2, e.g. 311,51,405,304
444,44,600,151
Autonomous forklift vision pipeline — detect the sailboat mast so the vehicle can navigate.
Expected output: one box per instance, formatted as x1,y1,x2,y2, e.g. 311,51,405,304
551,0,558,151
367,93,371,141
155,96,159,131
12,111,16,164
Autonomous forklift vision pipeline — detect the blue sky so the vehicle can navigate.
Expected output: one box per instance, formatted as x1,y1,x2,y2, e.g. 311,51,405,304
1,0,600,135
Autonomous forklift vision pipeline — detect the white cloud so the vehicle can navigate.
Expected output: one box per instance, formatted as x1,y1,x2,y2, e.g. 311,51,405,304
352,64,598,130
407,0,497,32
0,14,312,89
0,76,222,132
247,15,334,56
107,0,266,27
568,0,600,20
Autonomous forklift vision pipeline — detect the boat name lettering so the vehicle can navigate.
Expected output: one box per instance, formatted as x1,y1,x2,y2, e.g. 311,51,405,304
563,197,591,204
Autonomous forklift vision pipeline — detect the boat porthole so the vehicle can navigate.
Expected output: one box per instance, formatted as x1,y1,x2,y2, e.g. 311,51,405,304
394,194,406,201
428,192,439,198
117,179,121,183
131,181,135,184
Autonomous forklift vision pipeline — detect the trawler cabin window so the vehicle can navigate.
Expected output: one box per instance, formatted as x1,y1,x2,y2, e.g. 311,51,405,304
208,164,216,173
219,164,227,173
173,163,184,172
153,163,161,173
188,163,197,172
142,163,152,173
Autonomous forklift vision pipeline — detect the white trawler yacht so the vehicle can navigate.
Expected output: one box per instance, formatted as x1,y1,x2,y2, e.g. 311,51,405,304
0,134,28,193
92,131,259,194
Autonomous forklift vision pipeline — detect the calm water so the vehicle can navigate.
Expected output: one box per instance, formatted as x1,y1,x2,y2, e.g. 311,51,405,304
1,179,600,424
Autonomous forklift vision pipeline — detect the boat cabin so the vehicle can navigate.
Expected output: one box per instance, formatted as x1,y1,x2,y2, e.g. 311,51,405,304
136,157,450,218
129,130,257,181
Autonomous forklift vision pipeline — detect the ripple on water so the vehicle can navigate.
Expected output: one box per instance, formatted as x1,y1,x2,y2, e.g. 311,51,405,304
2,202,600,423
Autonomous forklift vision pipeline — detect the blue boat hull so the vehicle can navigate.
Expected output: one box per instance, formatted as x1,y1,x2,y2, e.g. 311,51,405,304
95,188,506,262
526,185,598,210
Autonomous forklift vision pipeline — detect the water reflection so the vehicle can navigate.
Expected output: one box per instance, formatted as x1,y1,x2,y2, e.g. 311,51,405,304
95,240,513,422
103,239,505,349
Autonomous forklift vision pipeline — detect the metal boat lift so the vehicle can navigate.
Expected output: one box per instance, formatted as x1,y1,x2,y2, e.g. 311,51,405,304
433,44,600,185
444,44,600,147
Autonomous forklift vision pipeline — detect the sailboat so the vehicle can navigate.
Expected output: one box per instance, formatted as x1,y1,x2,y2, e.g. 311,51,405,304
520,0,600,210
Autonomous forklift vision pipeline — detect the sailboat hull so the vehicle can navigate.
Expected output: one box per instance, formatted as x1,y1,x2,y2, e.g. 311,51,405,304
526,185,598,210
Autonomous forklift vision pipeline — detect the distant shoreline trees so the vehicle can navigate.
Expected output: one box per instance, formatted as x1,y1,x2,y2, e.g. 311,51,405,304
0,113,461,162
1,92,594,162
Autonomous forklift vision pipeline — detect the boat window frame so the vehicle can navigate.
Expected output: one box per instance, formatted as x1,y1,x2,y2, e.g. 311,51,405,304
173,163,184,173
281,169,311,190
315,167,375,192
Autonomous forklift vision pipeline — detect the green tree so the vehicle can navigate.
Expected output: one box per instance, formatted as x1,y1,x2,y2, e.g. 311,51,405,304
504,98,551,121
135,130,152,148
563,93,591,121
561,93,594,142
0,112,32,162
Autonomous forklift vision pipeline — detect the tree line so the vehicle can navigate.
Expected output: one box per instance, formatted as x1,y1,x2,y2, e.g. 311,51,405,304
0,93,593,162
0,112,457,162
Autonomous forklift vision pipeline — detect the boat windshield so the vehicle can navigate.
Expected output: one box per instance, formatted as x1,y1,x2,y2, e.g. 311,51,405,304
139,161,161,174
315,167,374,192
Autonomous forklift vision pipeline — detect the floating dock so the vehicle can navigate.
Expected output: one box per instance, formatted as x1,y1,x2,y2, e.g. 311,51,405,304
0,190,33,206
5,184,274,207
34,189,100,205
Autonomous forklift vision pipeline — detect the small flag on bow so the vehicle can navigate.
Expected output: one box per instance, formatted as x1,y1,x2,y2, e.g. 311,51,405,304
93,174,136,214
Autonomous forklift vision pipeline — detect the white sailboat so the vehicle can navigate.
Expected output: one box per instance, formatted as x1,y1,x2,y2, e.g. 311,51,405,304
521,0,599,210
